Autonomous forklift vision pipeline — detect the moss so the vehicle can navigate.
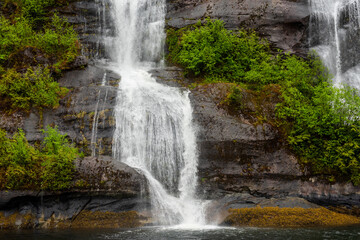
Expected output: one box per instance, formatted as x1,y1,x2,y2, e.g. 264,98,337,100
0,212,36,229
76,111,86,119
70,210,147,229
224,207,360,228
0,210,148,229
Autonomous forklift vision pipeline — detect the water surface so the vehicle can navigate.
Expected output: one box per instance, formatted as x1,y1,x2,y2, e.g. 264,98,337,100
2,226,360,240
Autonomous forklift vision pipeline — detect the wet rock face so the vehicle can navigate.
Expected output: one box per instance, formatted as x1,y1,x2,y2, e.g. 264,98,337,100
189,82,360,214
0,156,150,230
166,0,310,55
23,65,120,156
55,0,113,59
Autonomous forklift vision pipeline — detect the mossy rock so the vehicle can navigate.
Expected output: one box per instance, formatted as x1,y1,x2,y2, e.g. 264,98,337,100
223,207,360,228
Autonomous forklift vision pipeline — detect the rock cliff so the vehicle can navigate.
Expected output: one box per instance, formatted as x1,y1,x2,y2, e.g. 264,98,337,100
151,67,360,223
167,0,310,55
1,0,360,229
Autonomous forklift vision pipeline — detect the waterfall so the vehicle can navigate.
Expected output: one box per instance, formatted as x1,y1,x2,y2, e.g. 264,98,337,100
108,0,206,225
90,73,108,157
309,0,360,88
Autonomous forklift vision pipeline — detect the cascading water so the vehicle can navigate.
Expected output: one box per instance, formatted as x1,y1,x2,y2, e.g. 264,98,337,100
108,0,207,226
90,73,108,157
309,0,360,88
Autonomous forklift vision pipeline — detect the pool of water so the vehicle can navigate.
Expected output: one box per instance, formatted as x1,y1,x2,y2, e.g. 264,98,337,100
1,225,360,240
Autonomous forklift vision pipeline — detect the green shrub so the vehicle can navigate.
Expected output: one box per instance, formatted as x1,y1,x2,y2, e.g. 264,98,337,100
0,67,68,110
41,126,78,190
0,126,80,190
168,19,271,83
0,16,35,63
0,14,78,111
37,14,79,65
0,4,79,111
4,129,40,189
0,129,11,167
277,78,360,184
224,86,243,111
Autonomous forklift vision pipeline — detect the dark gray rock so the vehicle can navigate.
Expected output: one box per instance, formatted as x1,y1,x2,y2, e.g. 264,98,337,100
150,68,360,213
166,0,310,55
54,0,113,59
0,156,149,226
23,65,120,156
187,79,360,211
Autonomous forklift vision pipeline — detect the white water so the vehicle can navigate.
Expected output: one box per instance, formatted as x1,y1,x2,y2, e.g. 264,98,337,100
109,0,207,225
90,73,108,157
309,0,360,88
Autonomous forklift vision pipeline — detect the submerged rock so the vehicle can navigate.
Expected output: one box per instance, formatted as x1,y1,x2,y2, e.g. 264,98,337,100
223,207,360,228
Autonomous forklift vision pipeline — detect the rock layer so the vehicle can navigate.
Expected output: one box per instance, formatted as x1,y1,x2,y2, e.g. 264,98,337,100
0,156,150,230
149,68,360,220
167,0,310,55
1,0,360,229
189,81,360,220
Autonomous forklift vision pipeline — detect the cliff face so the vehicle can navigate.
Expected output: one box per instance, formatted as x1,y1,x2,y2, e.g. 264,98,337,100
150,68,360,221
1,0,360,229
189,81,360,219
0,156,150,229
167,0,310,55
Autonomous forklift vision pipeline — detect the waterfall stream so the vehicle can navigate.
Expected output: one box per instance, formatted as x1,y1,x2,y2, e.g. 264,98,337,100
309,0,360,88
107,0,206,225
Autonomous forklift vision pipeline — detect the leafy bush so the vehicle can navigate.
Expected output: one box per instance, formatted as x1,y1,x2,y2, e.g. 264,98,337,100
0,67,68,110
168,19,271,83
0,126,80,190
41,126,78,190
277,83,360,185
0,16,35,63
0,12,79,111
38,14,79,67
5,129,40,189
0,13,79,66
224,86,243,111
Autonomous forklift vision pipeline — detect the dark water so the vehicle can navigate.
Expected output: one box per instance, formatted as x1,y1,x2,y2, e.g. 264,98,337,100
1,226,360,240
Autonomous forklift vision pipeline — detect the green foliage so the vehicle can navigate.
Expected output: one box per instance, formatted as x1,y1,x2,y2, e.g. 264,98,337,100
5,129,39,189
41,126,77,190
0,16,35,62
224,86,243,110
168,19,271,83
277,82,360,185
0,13,79,66
0,126,80,190
38,14,79,67
167,20,328,87
0,67,68,110
5,0,64,28
0,129,11,168
22,0,54,26
0,6,79,111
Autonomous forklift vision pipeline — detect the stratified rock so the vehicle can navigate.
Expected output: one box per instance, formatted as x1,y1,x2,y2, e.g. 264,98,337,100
167,0,310,55
223,207,360,227
189,81,360,215
0,156,150,230
149,68,360,218
23,65,120,156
